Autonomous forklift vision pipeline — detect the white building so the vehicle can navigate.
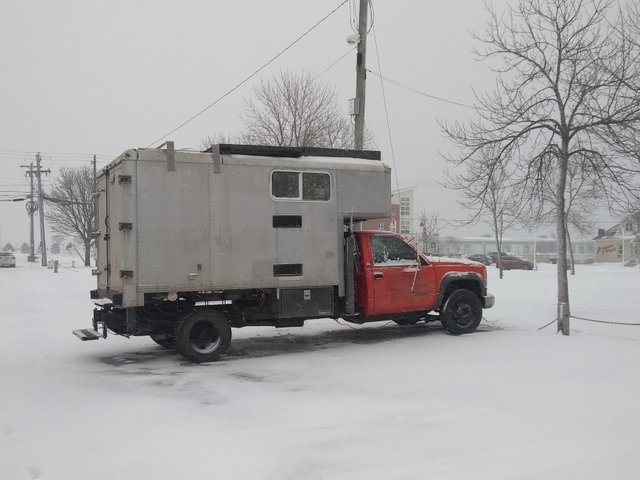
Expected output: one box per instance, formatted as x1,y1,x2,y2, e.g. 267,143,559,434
391,188,415,236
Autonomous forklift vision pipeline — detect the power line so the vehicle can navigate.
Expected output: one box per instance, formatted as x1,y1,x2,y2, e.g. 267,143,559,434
312,46,356,82
0,149,113,158
366,69,475,109
0,153,112,169
146,0,350,148
372,25,401,198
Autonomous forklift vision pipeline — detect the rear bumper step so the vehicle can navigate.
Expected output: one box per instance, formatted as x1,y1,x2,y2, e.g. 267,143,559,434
73,328,104,341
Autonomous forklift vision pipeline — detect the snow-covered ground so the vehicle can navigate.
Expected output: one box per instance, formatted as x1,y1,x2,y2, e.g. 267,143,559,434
1,255,639,480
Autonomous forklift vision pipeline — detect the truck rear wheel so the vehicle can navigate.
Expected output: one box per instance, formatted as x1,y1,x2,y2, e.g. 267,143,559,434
175,310,231,363
441,289,482,335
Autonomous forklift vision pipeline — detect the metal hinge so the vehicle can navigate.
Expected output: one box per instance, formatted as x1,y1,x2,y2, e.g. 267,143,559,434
91,230,101,239
91,269,101,276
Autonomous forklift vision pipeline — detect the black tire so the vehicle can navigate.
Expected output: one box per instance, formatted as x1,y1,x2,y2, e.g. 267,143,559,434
175,310,231,363
150,333,175,349
440,289,482,335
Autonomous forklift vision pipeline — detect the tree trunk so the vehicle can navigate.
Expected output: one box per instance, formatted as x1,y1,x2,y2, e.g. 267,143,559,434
83,238,91,267
556,148,571,334
493,215,503,279
566,220,576,276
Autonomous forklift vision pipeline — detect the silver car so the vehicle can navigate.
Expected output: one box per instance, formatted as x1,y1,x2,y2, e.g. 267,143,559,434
0,251,16,268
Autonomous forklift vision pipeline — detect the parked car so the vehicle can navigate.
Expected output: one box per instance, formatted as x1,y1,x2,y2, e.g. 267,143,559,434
467,254,493,265
497,255,533,270
0,251,16,268
487,251,508,263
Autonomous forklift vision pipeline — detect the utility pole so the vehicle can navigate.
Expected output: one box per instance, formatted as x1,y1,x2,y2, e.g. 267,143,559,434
35,153,50,266
353,0,369,150
22,156,50,265
21,162,38,262
28,163,36,262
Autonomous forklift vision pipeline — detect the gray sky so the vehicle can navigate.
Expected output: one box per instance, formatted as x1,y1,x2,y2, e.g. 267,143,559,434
1,0,562,246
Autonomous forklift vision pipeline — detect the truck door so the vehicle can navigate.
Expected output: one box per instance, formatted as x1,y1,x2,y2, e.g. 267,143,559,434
95,167,110,292
96,162,132,299
367,234,437,316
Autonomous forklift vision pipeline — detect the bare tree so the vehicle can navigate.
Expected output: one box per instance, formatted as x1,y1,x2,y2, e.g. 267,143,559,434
447,149,522,279
443,236,462,256
200,132,244,151
418,211,443,253
45,166,95,266
535,153,600,274
486,167,523,279
241,70,373,149
441,0,640,330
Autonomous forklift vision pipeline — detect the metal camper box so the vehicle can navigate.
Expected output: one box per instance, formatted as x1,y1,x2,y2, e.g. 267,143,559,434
93,144,391,309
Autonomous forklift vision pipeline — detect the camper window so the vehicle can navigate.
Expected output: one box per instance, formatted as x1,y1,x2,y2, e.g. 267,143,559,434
302,173,330,201
271,171,330,201
272,171,299,198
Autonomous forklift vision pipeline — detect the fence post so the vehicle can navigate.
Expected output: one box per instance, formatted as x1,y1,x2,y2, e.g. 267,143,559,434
53,260,58,273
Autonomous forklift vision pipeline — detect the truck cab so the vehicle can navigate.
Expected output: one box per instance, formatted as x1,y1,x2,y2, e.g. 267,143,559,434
352,231,493,324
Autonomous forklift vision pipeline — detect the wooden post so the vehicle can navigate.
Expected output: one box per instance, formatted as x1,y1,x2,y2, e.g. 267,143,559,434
558,302,570,335
353,0,368,149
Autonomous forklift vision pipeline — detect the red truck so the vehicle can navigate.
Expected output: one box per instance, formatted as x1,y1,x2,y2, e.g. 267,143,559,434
350,230,493,327
74,144,494,362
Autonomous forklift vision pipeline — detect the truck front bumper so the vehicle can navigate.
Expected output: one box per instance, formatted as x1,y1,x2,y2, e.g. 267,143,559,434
483,293,495,309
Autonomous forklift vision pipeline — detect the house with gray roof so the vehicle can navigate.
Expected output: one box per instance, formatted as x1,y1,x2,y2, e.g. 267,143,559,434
593,212,640,265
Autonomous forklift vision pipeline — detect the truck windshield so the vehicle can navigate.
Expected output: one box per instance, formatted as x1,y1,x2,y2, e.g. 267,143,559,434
371,235,418,266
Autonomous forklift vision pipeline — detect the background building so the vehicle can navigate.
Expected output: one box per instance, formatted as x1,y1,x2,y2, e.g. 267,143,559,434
438,235,595,264
358,188,415,237
391,188,415,236
594,212,640,265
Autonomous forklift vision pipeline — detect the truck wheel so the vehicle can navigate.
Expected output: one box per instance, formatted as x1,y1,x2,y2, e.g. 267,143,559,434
150,333,175,349
175,310,231,363
441,289,482,335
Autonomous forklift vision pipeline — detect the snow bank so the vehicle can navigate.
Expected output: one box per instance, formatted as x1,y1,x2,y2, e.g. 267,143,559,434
1,255,639,479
